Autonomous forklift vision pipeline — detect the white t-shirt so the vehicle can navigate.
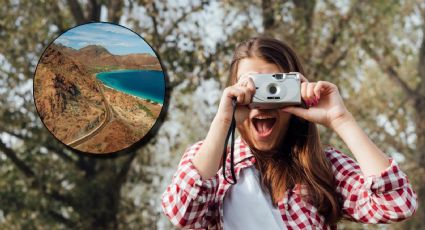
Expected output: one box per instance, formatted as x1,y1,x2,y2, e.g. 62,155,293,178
223,166,285,230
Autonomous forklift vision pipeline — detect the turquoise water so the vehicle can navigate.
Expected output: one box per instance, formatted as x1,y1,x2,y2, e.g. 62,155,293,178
96,70,165,104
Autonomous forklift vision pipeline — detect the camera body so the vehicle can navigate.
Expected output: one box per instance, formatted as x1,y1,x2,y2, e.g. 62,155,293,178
250,72,302,109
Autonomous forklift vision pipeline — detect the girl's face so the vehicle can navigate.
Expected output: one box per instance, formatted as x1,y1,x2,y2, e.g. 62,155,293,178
236,57,292,151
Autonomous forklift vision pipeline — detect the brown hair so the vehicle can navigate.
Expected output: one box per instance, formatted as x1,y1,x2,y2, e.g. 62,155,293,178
229,37,342,225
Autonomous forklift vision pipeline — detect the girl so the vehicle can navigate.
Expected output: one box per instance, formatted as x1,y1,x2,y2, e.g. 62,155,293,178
161,37,417,229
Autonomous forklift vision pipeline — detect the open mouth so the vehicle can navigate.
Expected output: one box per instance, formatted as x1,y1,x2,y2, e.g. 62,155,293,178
252,116,276,137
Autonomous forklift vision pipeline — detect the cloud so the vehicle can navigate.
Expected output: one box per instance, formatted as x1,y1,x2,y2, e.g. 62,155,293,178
55,37,70,46
53,22,155,55
91,23,135,35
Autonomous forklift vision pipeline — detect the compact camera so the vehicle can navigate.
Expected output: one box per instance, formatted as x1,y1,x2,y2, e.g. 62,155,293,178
249,72,302,109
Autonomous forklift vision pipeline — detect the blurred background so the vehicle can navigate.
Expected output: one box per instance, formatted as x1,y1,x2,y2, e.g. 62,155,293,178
0,0,424,229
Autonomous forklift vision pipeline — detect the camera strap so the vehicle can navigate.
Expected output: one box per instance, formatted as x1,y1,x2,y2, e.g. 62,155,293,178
222,98,237,184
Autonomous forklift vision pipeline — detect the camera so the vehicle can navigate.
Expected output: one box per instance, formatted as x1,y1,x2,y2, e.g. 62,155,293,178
249,72,301,109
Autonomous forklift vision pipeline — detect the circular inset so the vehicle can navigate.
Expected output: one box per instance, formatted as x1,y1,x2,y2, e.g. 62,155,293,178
34,22,167,154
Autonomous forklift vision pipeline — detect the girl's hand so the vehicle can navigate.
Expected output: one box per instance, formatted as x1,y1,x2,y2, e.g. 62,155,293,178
216,76,255,126
281,79,353,130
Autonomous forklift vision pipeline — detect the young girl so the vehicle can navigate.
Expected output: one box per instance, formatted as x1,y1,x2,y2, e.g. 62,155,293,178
161,37,417,229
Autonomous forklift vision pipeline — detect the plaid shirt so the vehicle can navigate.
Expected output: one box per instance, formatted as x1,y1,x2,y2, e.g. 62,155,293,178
161,138,417,229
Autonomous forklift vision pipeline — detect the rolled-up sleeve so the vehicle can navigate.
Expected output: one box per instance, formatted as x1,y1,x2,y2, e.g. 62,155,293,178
161,141,219,229
325,148,418,223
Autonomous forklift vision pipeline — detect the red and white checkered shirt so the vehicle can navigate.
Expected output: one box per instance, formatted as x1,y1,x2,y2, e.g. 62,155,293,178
161,138,417,229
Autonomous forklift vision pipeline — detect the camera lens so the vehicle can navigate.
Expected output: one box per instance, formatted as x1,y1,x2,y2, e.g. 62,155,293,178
269,85,277,94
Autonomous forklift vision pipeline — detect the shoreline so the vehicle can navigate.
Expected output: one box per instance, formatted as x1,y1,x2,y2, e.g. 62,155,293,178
96,78,164,106
96,68,163,74
95,70,164,105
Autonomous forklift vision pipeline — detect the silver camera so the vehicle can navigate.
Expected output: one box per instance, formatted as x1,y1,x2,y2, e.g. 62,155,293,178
249,72,301,109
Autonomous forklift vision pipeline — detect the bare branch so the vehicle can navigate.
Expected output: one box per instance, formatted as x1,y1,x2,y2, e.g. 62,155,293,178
88,0,101,21
46,209,76,227
52,2,68,34
44,143,77,164
0,137,78,210
0,128,78,165
361,41,416,98
416,13,425,96
0,140,35,178
319,0,359,59
66,0,86,24
145,1,162,48
292,0,316,31
262,0,275,32
107,0,124,23
116,152,137,185
162,3,206,38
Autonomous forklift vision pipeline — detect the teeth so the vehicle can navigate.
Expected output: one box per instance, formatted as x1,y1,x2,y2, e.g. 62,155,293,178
254,116,274,120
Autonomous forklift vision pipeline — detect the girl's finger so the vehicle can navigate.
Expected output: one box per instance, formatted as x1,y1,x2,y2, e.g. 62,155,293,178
299,73,309,83
282,106,309,120
306,82,316,102
238,71,258,83
246,77,256,93
236,88,245,104
313,81,325,100
226,87,244,104
301,82,308,102
241,87,253,105
235,85,255,105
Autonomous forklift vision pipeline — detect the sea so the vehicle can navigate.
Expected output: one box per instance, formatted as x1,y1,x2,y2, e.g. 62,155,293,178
96,69,165,104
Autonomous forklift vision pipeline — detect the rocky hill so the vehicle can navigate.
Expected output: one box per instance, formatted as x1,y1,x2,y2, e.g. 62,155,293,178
59,44,162,71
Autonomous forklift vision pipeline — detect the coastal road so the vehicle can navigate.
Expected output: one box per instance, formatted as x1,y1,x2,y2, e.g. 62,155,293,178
67,79,112,148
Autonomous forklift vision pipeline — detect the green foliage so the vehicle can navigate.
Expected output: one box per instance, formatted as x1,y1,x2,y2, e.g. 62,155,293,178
138,103,154,117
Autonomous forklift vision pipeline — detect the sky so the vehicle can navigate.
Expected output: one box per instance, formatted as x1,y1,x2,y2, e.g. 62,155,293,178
54,22,157,56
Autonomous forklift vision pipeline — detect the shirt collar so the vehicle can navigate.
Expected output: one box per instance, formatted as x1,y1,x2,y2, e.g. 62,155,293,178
231,137,255,164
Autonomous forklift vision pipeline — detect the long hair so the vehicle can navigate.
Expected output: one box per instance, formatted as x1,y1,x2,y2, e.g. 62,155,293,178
229,37,342,225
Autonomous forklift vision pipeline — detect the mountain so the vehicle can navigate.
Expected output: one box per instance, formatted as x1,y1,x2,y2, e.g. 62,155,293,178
34,44,104,143
58,44,162,71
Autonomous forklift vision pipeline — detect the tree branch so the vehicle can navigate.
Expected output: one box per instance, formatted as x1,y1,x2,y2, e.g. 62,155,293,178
0,140,35,178
145,1,162,49
46,209,76,228
162,3,206,38
262,0,275,33
107,0,124,23
88,0,101,21
44,143,77,164
319,0,359,59
416,13,425,96
361,41,416,98
66,0,86,24
52,2,68,34
0,129,78,165
0,129,26,140
116,152,137,186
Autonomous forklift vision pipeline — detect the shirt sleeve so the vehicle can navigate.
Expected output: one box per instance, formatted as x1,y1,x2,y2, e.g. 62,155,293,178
325,148,418,223
161,141,220,229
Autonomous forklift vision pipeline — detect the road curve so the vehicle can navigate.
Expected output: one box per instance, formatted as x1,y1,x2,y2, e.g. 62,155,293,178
67,79,112,148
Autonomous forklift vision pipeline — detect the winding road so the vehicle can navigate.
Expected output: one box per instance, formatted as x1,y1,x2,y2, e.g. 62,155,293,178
67,79,112,148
